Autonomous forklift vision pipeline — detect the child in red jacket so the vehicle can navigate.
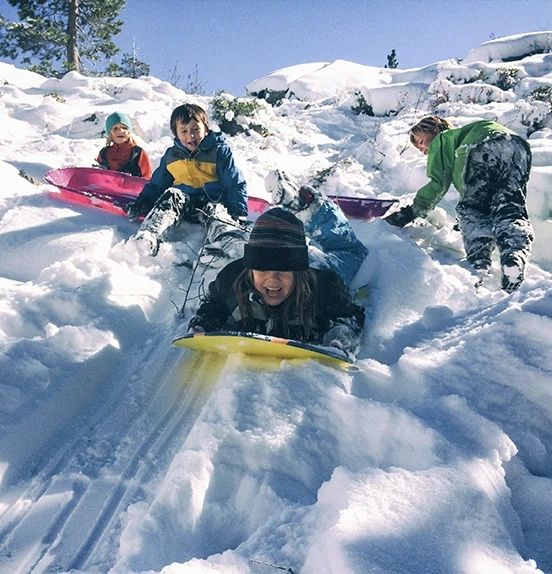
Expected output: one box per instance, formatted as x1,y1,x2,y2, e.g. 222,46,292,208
97,112,152,179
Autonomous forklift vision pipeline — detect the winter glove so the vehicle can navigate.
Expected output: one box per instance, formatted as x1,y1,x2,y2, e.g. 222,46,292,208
126,196,154,222
328,338,347,353
233,215,253,229
187,324,205,334
325,339,354,361
322,323,359,360
385,204,417,228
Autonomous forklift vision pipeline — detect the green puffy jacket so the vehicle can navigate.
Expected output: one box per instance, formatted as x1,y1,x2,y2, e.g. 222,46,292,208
412,120,528,215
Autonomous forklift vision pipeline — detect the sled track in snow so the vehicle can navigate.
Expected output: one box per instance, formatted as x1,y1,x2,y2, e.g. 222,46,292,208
0,342,225,573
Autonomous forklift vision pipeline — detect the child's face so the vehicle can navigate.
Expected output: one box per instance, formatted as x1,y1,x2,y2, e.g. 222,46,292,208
176,119,207,152
110,123,131,144
412,132,436,155
251,270,295,307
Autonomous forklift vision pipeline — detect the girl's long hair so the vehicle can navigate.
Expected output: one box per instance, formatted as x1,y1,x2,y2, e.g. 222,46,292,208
234,268,318,340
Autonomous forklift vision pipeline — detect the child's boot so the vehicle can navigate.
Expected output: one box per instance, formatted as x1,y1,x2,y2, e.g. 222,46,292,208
473,267,491,289
133,228,160,256
265,169,319,211
133,187,189,255
200,203,249,265
501,253,525,293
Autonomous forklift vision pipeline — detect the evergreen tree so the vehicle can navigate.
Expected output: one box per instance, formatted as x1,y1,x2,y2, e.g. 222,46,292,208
109,52,150,79
385,49,399,69
107,38,150,78
0,0,124,77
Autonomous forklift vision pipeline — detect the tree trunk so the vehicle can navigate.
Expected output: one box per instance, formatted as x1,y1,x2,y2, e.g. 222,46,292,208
67,0,79,72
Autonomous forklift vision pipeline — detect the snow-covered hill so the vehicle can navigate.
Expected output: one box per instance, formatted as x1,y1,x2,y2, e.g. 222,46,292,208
1,31,552,574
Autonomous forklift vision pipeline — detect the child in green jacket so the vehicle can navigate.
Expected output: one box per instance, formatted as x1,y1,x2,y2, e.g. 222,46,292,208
386,116,533,293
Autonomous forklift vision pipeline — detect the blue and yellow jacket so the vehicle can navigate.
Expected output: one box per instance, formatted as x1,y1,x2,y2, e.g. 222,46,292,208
139,131,248,217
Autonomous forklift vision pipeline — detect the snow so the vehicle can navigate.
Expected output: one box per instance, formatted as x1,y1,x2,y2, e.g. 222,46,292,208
246,60,393,102
464,31,552,65
1,30,552,574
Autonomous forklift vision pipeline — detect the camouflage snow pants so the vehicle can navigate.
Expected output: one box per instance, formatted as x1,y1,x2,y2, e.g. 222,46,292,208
137,187,191,239
139,187,244,241
136,188,247,260
456,134,533,286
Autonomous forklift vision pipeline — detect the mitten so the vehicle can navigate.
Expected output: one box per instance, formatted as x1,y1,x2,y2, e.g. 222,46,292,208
187,324,205,334
385,204,417,228
326,339,354,360
126,196,154,221
233,215,252,227
322,324,358,360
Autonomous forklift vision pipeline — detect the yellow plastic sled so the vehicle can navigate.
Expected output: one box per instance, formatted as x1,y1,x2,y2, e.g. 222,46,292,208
172,331,357,372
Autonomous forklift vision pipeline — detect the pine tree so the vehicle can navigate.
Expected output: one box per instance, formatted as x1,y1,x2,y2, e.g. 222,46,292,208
110,52,150,79
0,0,124,77
107,38,150,78
385,49,399,69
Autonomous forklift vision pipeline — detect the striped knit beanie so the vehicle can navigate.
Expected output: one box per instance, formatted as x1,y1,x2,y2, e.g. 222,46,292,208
243,208,309,271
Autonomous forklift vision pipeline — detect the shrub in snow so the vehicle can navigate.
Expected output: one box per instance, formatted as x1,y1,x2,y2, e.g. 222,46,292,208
473,69,490,83
248,87,290,106
530,85,552,110
494,66,520,91
513,85,552,134
445,68,489,85
429,79,512,108
515,99,551,135
309,158,355,188
345,84,424,117
210,90,268,136
350,91,374,116
44,92,66,103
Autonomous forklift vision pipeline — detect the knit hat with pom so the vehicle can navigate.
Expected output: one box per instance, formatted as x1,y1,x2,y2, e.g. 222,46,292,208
243,208,309,271
105,112,133,134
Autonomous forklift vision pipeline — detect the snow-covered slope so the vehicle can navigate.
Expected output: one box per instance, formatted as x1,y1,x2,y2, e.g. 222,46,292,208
1,31,552,574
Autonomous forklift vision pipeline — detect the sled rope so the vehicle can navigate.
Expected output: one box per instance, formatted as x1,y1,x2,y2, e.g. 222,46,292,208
177,233,209,318
177,210,252,318
408,233,466,256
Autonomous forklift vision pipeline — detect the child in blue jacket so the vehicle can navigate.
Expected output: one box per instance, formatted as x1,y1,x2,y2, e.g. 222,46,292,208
127,103,248,255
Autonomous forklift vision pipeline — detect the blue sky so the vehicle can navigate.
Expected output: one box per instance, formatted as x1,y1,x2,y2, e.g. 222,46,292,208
1,0,552,95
